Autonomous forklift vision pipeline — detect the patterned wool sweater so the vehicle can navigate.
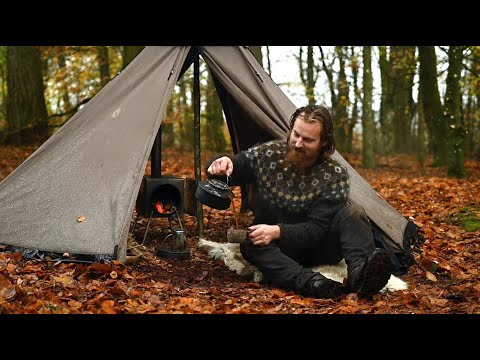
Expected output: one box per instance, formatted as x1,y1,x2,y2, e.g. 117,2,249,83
208,140,350,249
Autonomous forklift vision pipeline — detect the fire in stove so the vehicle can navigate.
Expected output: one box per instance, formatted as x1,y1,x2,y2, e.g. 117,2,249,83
134,176,191,260
136,176,185,218
154,200,176,215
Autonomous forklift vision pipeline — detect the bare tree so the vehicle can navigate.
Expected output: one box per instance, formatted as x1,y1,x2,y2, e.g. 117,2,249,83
378,46,394,155
418,46,447,165
122,46,144,69
249,46,263,66
391,46,416,154
6,46,49,145
362,46,375,168
266,46,272,76
97,46,110,87
299,46,319,105
444,46,466,177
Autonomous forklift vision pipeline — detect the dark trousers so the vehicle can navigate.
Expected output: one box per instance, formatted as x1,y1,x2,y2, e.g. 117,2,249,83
239,204,376,291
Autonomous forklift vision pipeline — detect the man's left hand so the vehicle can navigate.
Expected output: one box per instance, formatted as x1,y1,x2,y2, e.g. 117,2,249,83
248,224,280,246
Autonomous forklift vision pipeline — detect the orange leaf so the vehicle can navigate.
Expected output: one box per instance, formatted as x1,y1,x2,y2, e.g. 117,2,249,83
76,215,86,222
426,271,437,281
290,298,314,306
0,285,16,301
101,300,117,314
446,231,460,239
430,298,449,307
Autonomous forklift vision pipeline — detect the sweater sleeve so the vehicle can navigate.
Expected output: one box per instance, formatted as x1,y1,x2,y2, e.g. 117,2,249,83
205,151,255,186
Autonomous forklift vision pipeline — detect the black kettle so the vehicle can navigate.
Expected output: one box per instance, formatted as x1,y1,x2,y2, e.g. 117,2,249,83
195,178,233,210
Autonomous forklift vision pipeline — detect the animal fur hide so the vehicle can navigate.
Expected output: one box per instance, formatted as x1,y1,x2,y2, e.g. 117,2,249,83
198,239,408,293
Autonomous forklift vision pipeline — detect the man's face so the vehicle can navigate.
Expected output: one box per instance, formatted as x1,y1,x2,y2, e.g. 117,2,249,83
286,117,323,171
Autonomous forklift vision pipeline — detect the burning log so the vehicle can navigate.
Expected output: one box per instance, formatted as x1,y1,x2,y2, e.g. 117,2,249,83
154,200,176,215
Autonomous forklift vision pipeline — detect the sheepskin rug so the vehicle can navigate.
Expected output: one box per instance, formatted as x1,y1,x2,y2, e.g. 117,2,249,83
198,239,408,293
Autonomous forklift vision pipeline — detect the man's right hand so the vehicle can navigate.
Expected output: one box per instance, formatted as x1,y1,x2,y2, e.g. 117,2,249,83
207,156,233,177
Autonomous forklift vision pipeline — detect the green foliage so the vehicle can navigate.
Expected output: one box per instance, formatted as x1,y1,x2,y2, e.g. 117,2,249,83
457,207,480,232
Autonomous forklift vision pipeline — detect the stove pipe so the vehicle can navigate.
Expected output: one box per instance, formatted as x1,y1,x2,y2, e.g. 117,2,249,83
151,127,162,178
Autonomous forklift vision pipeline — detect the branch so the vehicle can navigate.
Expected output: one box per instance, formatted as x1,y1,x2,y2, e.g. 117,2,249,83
48,97,92,125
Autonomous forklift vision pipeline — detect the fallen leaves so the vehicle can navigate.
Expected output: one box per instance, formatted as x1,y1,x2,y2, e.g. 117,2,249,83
1,149,480,314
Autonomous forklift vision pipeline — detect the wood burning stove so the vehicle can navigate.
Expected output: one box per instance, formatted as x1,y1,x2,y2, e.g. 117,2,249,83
136,176,186,218
134,131,190,260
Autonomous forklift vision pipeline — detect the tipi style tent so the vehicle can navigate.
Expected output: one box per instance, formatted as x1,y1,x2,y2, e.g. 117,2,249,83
0,46,420,270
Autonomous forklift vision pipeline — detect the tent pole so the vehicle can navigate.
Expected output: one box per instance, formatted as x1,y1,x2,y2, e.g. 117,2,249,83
193,49,205,239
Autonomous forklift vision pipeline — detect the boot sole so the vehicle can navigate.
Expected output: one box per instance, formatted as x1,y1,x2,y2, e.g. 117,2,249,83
312,278,348,299
356,249,394,298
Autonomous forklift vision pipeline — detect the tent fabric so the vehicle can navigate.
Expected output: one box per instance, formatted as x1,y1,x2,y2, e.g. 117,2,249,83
199,46,293,150
0,46,191,261
0,46,415,263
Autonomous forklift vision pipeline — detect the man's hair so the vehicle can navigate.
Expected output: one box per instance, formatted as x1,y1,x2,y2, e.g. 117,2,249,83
288,105,335,161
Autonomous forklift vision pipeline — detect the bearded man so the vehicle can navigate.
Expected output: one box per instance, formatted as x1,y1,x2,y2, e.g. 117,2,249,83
206,105,394,299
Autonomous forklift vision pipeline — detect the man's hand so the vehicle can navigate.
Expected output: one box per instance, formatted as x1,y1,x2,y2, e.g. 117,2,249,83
248,224,280,246
207,156,233,177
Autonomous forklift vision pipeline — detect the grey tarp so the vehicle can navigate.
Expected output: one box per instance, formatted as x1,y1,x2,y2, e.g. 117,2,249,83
0,46,412,262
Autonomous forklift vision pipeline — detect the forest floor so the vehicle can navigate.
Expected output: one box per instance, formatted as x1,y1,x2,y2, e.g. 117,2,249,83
0,145,479,314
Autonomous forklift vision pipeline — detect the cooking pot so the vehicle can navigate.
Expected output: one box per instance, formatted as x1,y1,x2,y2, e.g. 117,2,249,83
195,178,233,210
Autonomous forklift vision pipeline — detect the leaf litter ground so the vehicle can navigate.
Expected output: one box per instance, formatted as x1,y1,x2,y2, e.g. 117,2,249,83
0,146,479,314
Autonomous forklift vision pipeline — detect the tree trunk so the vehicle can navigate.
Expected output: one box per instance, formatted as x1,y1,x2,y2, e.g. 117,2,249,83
463,85,473,158
0,46,7,122
463,46,479,158
249,46,263,66
6,46,49,145
97,46,111,87
334,46,349,153
266,46,272,76
444,46,466,178
319,46,337,116
474,47,480,160
122,46,144,69
179,74,193,151
299,46,317,105
346,46,360,154
378,46,394,155
416,86,426,168
204,71,226,152
162,95,174,148
391,46,416,154
362,46,375,169
418,46,448,165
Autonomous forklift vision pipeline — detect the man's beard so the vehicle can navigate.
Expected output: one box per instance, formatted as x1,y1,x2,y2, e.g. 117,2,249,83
284,145,310,174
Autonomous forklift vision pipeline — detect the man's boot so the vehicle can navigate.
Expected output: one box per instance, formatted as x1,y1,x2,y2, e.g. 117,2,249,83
295,271,348,299
348,248,394,298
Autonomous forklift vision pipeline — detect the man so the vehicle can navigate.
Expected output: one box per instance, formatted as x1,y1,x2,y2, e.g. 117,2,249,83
206,105,394,299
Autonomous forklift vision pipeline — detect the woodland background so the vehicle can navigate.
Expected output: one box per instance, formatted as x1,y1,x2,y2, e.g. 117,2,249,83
0,46,479,314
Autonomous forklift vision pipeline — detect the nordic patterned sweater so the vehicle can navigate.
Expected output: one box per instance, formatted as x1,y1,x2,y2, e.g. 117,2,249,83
208,140,350,249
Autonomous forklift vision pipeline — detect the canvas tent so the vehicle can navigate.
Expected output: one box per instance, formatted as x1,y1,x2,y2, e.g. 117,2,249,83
0,46,420,271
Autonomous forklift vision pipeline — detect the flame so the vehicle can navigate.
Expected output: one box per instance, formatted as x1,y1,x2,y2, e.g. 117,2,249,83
155,201,176,214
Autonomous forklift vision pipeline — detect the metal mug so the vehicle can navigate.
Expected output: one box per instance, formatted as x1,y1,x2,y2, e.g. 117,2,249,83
164,230,186,249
